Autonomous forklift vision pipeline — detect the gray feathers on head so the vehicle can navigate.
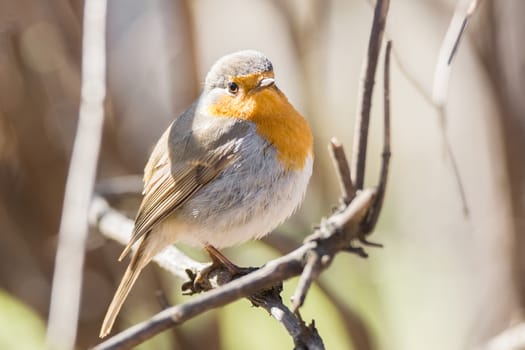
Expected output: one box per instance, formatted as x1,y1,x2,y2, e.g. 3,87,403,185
205,50,273,90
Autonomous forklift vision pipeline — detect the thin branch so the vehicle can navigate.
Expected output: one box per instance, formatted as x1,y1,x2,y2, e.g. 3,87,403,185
363,40,392,234
329,138,356,204
430,0,481,216
440,114,470,216
352,0,390,190
91,189,376,349
46,0,108,348
290,251,323,312
391,42,470,216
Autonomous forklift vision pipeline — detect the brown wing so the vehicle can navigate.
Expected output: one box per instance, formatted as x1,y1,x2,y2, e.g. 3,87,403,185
118,140,239,261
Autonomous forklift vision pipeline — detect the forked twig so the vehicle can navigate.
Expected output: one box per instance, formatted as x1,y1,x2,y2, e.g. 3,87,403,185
263,233,375,350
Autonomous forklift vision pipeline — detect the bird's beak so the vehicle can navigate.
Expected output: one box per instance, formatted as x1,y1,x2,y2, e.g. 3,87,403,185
257,77,275,89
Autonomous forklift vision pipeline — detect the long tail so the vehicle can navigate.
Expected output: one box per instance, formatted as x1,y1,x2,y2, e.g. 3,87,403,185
100,235,153,338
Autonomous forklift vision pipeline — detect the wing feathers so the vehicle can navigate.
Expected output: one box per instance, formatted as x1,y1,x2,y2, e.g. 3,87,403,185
119,141,238,261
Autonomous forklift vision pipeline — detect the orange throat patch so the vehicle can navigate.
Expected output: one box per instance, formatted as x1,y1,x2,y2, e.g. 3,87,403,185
208,78,313,171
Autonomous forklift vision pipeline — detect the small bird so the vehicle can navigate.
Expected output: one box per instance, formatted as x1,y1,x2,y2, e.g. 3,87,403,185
100,50,313,338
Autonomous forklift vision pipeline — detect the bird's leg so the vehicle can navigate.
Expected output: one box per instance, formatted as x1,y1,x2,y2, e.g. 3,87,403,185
183,245,256,294
203,244,255,276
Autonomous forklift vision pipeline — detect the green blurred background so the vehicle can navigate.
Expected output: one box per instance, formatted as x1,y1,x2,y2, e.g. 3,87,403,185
1,0,524,349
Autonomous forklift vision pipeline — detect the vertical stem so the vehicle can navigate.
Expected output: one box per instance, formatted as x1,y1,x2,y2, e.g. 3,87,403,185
351,0,390,189
46,0,108,348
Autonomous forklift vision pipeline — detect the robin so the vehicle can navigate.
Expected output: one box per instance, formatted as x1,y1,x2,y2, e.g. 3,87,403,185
100,50,313,337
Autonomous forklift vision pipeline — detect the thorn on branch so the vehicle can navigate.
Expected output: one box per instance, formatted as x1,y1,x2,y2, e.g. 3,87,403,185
345,245,369,258
358,237,383,248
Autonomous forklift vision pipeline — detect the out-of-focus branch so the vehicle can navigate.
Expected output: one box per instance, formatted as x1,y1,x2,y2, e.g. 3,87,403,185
46,1,108,349
480,323,525,350
95,175,143,198
430,0,481,216
373,0,475,216
90,196,208,279
433,0,481,105
352,0,390,190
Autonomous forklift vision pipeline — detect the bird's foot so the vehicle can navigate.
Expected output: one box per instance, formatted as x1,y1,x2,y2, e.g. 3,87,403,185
181,245,256,295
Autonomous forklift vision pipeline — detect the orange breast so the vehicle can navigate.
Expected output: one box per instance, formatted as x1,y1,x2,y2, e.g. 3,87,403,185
208,85,313,171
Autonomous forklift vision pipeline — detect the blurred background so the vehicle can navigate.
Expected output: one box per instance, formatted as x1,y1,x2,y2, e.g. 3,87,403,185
1,0,524,349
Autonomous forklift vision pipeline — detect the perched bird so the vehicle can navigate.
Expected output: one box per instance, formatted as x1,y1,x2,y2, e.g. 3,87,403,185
100,50,313,337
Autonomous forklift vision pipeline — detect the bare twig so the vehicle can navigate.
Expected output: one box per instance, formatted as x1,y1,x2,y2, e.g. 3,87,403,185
391,48,434,105
371,0,472,217
329,138,356,204
363,40,392,234
441,122,469,216
369,0,471,216
46,0,108,348
290,252,323,312
352,0,390,190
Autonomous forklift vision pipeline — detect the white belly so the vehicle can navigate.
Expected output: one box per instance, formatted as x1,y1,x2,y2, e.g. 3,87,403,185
154,132,313,248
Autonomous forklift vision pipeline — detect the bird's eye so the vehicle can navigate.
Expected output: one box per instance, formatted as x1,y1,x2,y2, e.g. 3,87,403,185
227,81,239,94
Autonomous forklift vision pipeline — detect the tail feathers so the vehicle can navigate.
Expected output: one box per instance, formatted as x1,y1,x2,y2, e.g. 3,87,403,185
99,236,152,338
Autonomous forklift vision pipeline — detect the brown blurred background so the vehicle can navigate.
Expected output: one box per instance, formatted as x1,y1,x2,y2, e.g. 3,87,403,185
0,0,524,349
